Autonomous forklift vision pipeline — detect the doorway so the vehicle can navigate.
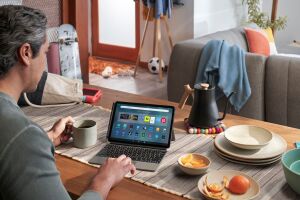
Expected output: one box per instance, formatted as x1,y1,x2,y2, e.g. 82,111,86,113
91,0,140,62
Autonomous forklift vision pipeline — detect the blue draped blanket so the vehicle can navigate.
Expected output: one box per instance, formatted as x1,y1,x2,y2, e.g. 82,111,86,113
195,40,251,112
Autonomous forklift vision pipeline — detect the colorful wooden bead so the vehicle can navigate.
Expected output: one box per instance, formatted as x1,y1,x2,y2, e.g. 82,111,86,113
212,128,216,134
184,118,225,135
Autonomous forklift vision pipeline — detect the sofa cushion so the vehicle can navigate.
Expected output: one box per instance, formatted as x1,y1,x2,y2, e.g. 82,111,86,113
244,28,270,56
218,53,266,120
263,27,278,55
265,55,300,128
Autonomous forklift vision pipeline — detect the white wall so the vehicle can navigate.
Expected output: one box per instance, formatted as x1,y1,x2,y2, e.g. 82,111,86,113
262,0,300,49
194,0,247,38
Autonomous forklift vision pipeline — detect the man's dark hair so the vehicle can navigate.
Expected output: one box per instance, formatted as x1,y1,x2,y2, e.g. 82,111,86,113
0,5,47,77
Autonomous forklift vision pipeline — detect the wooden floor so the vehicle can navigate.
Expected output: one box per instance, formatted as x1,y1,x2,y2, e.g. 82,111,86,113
89,67,168,100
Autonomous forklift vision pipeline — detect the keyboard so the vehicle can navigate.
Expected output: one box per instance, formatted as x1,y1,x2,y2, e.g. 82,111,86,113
97,144,166,164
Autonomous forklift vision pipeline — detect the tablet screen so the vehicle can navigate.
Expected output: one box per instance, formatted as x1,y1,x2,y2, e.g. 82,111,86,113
108,102,175,148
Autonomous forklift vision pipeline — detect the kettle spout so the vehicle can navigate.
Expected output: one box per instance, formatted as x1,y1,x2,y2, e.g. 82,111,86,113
218,92,235,121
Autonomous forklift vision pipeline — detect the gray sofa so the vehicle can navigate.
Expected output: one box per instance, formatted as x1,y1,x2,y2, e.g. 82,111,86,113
168,27,300,129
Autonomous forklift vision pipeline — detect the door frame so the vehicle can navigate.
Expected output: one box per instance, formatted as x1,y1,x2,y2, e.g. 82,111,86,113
91,0,140,62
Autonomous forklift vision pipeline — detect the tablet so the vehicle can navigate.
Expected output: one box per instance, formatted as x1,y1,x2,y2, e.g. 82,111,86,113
107,101,175,148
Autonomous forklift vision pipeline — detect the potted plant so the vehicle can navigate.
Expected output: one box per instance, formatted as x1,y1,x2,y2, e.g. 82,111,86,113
243,0,287,31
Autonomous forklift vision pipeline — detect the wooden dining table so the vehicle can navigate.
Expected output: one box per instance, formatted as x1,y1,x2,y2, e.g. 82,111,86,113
56,86,300,200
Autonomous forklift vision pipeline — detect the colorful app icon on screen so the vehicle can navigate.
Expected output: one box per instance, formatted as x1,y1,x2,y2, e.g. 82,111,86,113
155,134,159,139
150,117,155,124
161,117,167,124
123,123,127,129
120,113,130,120
148,133,152,138
141,132,145,137
155,117,161,123
148,126,154,132
156,127,160,132
144,115,150,122
162,135,166,139
130,114,138,121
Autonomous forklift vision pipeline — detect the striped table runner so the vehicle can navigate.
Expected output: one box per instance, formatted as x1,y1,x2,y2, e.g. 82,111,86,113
22,104,299,200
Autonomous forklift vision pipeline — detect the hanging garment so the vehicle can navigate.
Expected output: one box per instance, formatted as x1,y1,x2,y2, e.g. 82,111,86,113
143,0,173,18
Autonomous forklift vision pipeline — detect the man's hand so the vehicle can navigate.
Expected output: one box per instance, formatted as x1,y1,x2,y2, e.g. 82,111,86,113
47,116,74,146
88,155,136,199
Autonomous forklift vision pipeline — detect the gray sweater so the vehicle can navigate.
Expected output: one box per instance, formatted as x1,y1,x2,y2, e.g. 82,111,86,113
0,92,102,200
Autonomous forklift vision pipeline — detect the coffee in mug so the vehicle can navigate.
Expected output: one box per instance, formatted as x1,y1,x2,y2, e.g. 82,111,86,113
72,119,97,148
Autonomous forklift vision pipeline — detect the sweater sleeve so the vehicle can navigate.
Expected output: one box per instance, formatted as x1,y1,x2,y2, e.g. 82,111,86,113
0,125,102,200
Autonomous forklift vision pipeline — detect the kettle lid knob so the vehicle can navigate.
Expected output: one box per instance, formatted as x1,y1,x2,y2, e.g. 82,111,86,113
200,83,209,90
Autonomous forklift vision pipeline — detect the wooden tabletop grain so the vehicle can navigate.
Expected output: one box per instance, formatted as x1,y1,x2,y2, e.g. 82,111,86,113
56,86,300,199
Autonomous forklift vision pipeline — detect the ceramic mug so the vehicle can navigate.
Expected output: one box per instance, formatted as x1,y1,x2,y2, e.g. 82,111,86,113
72,119,97,149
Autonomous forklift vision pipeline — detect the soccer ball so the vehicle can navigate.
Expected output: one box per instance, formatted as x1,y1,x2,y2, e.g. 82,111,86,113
148,57,165,74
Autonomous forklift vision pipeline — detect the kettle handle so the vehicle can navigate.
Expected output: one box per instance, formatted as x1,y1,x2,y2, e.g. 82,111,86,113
218,92,235,121
178,84,194,109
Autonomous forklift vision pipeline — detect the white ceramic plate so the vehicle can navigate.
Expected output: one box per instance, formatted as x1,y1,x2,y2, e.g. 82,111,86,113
214,132,287,160
198,170,260,200
214,146,282,163
214,149,282,166
224,125,273,150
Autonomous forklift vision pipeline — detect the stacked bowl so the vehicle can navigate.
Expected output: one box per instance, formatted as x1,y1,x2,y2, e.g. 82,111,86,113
214,125,287,165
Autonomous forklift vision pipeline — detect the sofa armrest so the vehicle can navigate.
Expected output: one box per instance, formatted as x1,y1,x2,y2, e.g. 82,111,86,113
265,55,300,128
167,40,206,103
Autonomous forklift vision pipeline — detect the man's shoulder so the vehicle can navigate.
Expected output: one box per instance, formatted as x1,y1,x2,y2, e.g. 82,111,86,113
0,98,42,152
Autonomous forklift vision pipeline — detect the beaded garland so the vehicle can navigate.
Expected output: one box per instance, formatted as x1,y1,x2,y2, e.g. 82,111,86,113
184,118,226,134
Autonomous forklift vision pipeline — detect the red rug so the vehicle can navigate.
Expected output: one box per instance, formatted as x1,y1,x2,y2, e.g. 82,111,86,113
89,56,134,76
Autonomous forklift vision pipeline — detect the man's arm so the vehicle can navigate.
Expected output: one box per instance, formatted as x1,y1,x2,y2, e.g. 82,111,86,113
0,125,102,200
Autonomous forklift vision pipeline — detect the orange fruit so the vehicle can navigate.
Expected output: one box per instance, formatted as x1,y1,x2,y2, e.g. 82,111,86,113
181,154,192,165
228,175,250,194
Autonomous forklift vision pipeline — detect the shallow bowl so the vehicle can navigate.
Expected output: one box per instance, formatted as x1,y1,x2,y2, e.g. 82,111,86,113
224,125,273,150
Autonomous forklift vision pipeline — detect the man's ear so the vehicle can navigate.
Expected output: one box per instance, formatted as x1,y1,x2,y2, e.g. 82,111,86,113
18,43,32,66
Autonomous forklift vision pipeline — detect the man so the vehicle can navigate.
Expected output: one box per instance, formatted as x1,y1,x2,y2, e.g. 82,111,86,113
0,5,135,200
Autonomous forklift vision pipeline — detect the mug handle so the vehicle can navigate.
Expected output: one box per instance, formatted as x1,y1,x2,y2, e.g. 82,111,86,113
178,84,194,109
